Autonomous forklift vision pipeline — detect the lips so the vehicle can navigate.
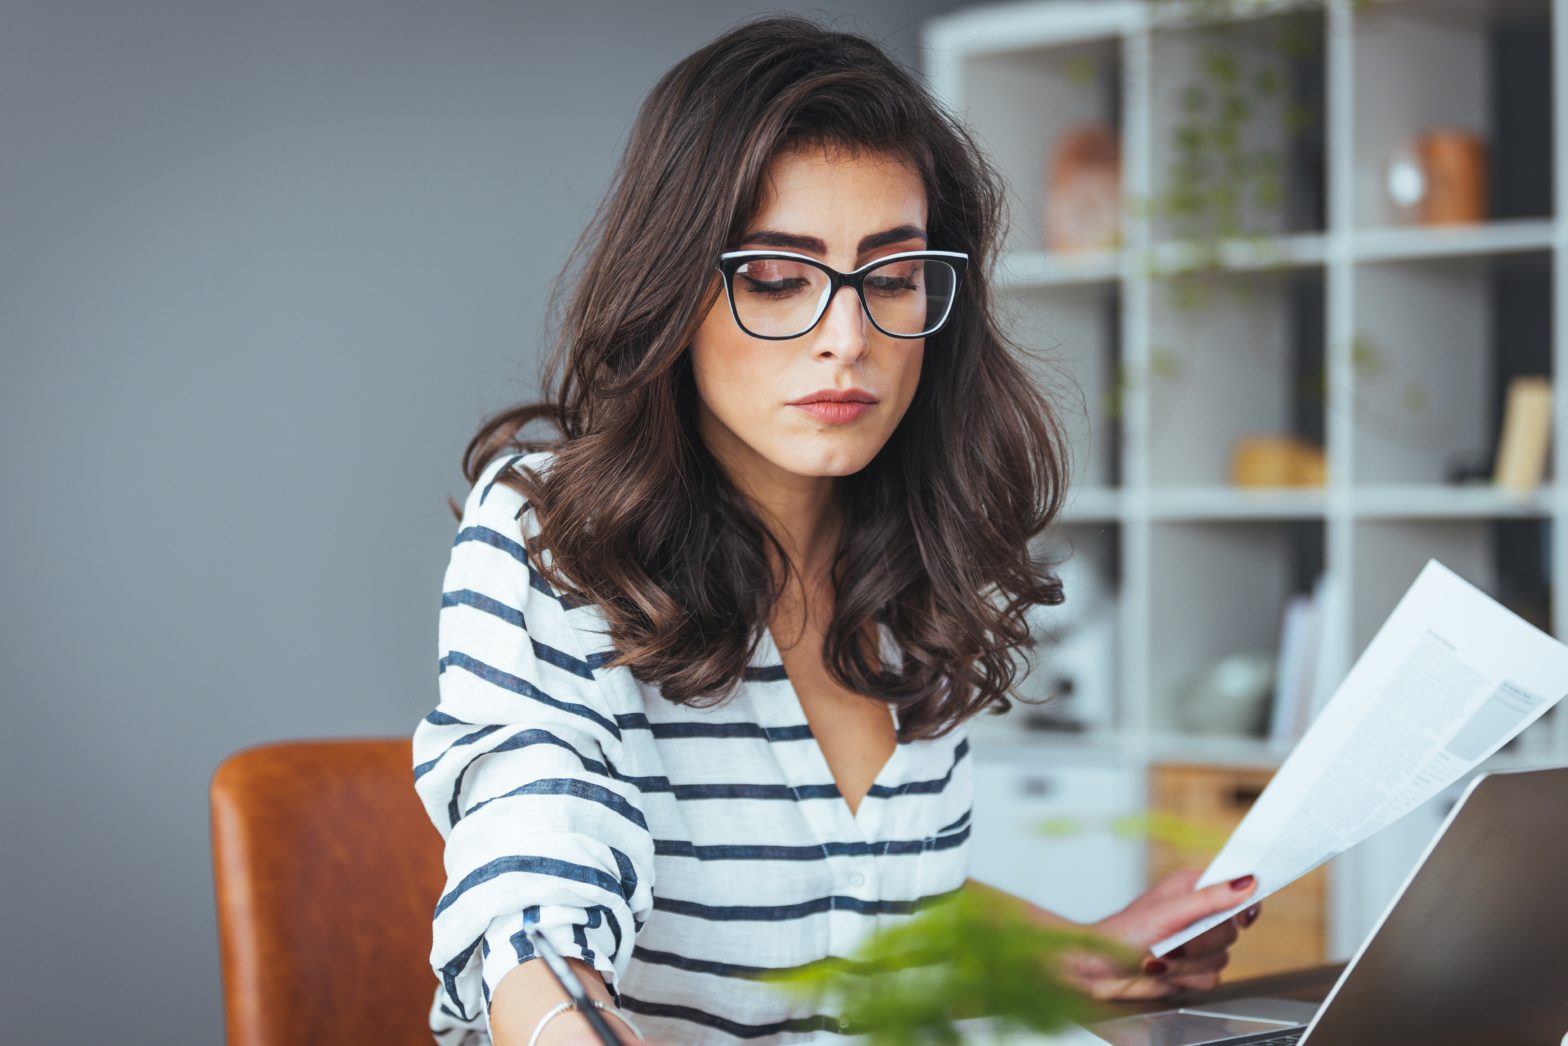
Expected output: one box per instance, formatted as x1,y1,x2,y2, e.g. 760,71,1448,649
787,387,878,424
791,400,873,424
787,387,879,405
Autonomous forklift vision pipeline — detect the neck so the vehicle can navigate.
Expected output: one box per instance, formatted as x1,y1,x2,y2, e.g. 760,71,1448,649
699,414,842,591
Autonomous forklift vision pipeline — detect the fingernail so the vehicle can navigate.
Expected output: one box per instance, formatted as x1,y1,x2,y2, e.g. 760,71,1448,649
1170,946,1186,958
1245,904,1261,926
1143,958,1168,976
1229,875,1255,890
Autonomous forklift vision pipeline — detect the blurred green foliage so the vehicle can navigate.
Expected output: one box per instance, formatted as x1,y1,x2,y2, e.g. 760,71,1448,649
758,884,1131,1043
758,808,1226,1042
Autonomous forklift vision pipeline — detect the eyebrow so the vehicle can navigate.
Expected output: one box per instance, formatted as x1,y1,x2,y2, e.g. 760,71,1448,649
738,223,929,257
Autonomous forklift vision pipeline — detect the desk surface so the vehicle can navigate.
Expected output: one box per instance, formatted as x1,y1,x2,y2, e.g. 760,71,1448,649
942,965,1351,1044
1111,962,1347,1015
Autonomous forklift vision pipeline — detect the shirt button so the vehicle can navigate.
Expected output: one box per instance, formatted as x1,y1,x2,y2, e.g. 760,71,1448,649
848,871,866,887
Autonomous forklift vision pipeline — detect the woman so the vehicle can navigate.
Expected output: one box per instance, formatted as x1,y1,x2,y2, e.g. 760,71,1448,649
412,14,1261,1046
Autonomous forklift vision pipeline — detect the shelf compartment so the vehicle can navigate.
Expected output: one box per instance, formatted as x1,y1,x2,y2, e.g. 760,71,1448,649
1147,4,1326,244
1006,281,1124,491
1351,0,1552,229
1148,519,1325,743
1016,522,1123,735
1350,249,1553,486
1148,264,1326,488
924,1,1142,62
956,33,1124,258
1350,517,1552,656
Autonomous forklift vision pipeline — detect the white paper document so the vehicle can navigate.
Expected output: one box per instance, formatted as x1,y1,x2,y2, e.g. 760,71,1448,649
1150,558,1568,958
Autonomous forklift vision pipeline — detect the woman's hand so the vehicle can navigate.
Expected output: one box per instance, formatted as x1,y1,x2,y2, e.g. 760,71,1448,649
492,958,670,1046
1060,867,1263,1001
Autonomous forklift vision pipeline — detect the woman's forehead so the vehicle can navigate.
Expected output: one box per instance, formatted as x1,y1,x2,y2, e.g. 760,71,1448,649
747,148,927,251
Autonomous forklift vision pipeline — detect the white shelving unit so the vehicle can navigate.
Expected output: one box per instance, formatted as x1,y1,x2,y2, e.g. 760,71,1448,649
923,0,1568,958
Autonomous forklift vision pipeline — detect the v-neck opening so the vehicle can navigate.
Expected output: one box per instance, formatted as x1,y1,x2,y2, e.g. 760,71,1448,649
760,621,905,834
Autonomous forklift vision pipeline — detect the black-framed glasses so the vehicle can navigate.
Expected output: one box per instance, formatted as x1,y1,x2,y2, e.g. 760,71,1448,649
715,248,969,340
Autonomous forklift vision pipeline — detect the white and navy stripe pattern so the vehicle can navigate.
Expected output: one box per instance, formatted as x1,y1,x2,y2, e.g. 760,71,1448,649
413,451,973,1045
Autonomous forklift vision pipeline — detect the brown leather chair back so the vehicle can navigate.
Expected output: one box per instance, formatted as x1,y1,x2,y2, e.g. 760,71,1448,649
210,738,444,1046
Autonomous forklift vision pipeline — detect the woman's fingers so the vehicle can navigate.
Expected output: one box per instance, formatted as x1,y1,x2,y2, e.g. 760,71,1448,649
1058,885,1258,1006
1142,945,1233,993
1055,948,1123,986
1146,866,1205,898
1159,872,1259,932
1169,915,1239,960
1059,949,1180,1003
1104,950,1232,1001
1156,947,1230,979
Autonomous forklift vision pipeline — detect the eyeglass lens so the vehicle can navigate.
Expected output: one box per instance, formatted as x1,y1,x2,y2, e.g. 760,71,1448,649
730,256,957,338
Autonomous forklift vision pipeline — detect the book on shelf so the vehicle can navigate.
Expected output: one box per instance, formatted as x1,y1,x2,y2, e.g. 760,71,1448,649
1269,572,1336,747
1493,375,1552,492
1269,591,1313,747
1302,572,1343,733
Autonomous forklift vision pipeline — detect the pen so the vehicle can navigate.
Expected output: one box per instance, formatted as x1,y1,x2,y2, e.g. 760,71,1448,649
523,925,627,1046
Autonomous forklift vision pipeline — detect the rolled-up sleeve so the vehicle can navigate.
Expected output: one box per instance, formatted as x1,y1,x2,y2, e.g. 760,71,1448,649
412,453,654,1041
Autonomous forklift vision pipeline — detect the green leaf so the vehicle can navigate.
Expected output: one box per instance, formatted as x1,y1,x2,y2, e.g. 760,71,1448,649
1064,54,1098,86
1149,347,1186,380
1255,175,1283,209
758,885,1134,1043
1034,815,1084,838
1285,102,1316,135
1202,49,1239,86
1402,381,1427,413
1351,333,1386,378
1109,810,1228,852
1221,92,1250,124
1174,125,1205,152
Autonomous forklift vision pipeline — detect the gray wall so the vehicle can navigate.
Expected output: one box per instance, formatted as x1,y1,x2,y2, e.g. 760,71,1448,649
0,1,965,1040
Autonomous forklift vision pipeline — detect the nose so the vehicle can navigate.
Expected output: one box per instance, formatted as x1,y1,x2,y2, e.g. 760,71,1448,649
812,282,870,362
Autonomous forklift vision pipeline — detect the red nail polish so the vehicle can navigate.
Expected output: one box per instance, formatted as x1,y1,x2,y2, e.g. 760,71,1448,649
1144,958,1168,976
1229,874,1255,890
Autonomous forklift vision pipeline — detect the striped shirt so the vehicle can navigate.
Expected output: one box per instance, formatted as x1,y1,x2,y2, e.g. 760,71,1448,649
412,450,973,1045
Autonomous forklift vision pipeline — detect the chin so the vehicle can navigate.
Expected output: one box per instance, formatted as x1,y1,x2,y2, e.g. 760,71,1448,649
770,436,884,477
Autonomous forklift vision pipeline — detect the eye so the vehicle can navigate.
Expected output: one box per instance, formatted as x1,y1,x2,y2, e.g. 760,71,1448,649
866,262,922,296
737,259,813,297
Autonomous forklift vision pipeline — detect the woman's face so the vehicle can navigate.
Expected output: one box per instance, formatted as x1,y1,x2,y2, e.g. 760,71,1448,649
690,145,928,491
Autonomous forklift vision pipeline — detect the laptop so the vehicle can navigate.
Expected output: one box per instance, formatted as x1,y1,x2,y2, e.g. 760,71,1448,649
1085,765,1568,1046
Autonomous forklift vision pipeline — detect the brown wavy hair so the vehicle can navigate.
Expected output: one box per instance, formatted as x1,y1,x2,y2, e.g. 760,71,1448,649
451,12,1074,741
